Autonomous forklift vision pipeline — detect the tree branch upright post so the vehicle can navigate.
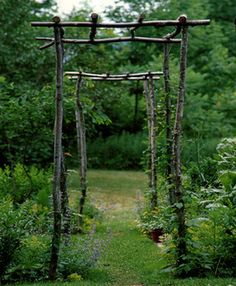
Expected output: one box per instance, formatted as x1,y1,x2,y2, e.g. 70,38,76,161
49,16,64,281
143,79,152,190
149,76,158,209
172,16,188,270
75,76,88,231
61,151,71,244
163,43,174,204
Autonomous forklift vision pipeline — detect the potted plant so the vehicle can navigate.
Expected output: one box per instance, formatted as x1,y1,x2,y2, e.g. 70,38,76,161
137,207,164,243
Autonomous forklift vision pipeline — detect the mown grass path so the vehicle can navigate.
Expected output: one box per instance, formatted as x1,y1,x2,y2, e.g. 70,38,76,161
86,170,167,286
69,170,236,286
17,170,236,286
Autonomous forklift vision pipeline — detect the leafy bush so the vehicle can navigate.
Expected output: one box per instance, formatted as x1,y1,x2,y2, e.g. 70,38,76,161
70,198,102,234
0,164,51,205
3,229,105,283
88,131,146,170
170,138,236,277
58,232,104,279
0,198,34,282
137,207,165,235
4,235,50,283
0,80,54,167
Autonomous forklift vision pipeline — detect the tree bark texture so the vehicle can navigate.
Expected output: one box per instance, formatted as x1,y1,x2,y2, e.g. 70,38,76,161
163,43,174,205
172,26,188,269
49,24,64,281
149,77,158,209
60,151,71,244
143,80,152,190
75,77,88,231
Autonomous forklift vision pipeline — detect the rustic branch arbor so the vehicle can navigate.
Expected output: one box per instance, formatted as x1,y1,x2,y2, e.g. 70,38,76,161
65,71,162,224
32,14,210,280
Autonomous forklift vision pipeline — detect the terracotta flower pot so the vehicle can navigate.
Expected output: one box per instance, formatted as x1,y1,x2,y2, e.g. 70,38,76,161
150,228,164,243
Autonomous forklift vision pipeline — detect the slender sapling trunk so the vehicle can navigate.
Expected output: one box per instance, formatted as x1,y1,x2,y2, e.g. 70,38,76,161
149,77,158,209
49,17,64,281
75,77,88,231
163,43,174,205
172,24,188,270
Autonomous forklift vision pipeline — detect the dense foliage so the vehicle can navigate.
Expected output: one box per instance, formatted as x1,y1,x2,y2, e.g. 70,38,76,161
0,164,102,283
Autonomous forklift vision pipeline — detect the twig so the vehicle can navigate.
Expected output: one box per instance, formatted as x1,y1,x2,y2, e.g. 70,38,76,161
39,40,55,50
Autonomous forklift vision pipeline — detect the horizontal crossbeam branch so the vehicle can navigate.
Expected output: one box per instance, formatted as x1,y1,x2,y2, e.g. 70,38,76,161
36,36,181,44
68,76,160,81
31,19,210,28
65,71,163,78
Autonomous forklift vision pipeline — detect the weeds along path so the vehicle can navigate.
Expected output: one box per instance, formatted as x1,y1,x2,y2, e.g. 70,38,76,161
86,170,167,286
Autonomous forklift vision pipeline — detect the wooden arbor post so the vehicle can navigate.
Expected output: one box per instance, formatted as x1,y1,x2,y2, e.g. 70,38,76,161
49,16,64,281
143,76,158,209
163,43,174,204
75,76,88,231
172,18,189,270
143,79,152,194
148,76,158,209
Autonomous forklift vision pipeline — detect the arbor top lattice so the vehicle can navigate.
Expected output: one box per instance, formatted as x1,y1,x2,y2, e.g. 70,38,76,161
32,14,210,48
65,71,162,81
31,15,210,28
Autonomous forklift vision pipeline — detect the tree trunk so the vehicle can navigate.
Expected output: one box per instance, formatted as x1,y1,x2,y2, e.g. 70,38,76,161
143,80,152,190
49,23,64,281
75,77,88,232
149,77,158,209
61,151,71,244
163,43,174,205
172,26,188,270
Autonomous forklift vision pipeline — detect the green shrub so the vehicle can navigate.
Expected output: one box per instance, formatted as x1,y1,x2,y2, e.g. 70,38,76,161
70,198,102,234
2,221,104,283
4,235,50,283
58,233,104,279
0,198,34,282
88,131,146,170
136,207,165,235
0,164,51,205
172,138,236,277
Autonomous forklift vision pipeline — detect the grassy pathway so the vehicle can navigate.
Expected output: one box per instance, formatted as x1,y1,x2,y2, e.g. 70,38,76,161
86,170,167,285
17,170,236,286
69,170,236,286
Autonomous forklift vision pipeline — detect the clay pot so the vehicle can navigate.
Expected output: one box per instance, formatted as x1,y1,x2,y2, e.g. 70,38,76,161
150,228,164,243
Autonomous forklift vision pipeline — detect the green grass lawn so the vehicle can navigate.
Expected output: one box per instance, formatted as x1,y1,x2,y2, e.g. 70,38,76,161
14,170,236,286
